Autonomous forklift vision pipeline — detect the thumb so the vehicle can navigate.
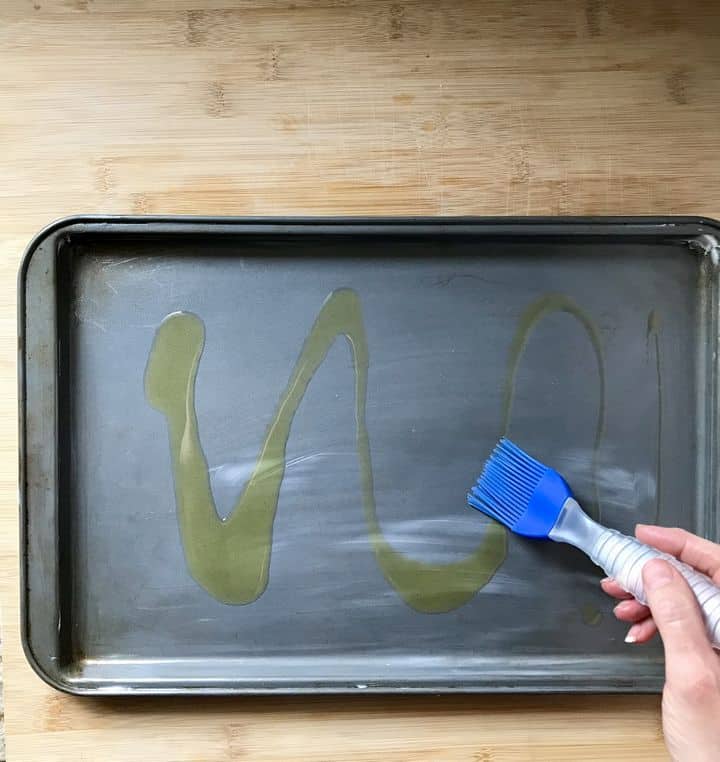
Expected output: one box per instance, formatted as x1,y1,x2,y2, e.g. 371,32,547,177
642,559,714,683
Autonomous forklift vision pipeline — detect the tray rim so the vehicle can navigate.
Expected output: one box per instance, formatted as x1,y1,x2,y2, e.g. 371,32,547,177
18,214,720,696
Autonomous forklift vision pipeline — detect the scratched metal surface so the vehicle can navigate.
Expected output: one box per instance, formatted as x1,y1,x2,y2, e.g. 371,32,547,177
20,218,720,693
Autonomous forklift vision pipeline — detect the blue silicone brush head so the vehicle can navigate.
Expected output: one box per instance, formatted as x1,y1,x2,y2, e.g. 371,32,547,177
467,438,574,538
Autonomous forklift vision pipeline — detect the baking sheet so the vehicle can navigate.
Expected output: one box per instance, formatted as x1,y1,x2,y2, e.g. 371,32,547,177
19,217,720,694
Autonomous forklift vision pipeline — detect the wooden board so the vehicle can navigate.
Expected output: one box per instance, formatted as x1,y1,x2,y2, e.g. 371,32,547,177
2,0,719,758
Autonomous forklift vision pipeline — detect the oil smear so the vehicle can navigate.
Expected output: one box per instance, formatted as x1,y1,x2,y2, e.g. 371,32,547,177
502,294,606,522
145,289,608,613
581,603,603,627
647,309,663,524
145,288,505,612
503,294,607,628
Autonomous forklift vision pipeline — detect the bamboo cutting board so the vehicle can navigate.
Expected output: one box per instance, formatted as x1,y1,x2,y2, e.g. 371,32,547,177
2,0,720,758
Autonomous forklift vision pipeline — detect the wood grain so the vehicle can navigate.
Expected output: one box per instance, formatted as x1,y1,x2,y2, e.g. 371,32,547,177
2,0,719,758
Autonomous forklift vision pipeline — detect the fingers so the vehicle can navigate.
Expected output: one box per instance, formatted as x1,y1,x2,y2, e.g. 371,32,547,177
636,524,720,585
601,577,655,639
600,577,633,600
642,559,715,684
613,598,651,623
624,616,658,644
601,528,720,654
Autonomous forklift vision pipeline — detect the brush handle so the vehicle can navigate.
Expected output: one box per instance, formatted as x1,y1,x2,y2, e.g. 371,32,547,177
589,529,720,649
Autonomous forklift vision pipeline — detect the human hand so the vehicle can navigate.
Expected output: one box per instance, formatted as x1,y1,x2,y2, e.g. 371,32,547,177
601,524,720,762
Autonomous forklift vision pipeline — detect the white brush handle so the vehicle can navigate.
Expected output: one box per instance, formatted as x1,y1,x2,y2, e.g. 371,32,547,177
549,499,720,649
589,529,720,649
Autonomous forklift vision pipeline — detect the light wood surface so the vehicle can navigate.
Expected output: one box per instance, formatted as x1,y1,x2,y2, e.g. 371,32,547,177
2,0,720,759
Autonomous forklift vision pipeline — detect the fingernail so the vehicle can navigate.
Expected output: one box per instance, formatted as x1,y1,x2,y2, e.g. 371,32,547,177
613,601,626,614
624,632,637,644
601,577,611,584
643,559,674,591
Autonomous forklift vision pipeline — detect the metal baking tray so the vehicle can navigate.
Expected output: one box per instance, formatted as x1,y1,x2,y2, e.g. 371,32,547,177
19,216,720,695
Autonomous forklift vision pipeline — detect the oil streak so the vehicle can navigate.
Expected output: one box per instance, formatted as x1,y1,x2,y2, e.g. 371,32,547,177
145,288,505,612
145,289,607,612
502,294,606,522
647,310,663,524
503,294,607,628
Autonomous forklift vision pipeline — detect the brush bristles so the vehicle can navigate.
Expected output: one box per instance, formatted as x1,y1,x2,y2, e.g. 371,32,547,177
468,438,548,528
